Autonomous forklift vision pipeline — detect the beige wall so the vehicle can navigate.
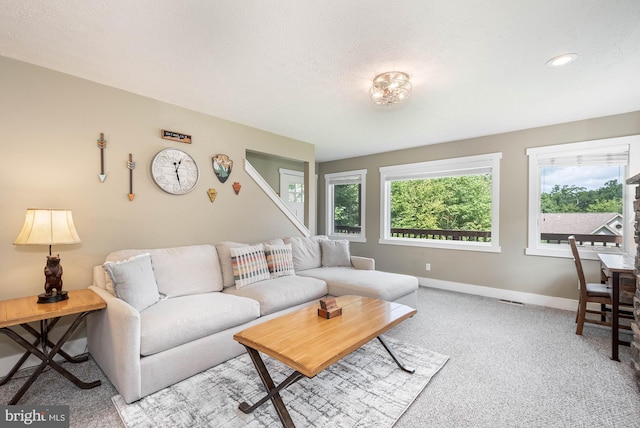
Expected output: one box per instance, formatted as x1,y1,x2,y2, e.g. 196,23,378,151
318,111,640,301
0,56,316,356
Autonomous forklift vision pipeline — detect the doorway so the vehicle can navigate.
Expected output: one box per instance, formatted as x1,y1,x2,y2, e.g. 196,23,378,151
279,168,305,223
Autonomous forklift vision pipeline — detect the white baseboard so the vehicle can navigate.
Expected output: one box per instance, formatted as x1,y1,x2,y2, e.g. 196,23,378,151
0,337,88,376
418,277,579,311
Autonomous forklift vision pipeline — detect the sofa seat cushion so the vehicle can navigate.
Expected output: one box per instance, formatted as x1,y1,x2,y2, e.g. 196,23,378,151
139,293,260,356
297,267,418,302
223,276,327,316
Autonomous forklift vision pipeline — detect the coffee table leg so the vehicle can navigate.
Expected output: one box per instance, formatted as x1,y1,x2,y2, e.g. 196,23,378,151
240,346,302,428
378,336,415,373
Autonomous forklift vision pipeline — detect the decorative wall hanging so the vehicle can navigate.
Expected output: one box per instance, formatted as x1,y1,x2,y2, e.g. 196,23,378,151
207,188,218,203
127,153,136,201
232,182,242,195
97,132,107,182
151,148,200,195
161,129,192,144
212,154,233,183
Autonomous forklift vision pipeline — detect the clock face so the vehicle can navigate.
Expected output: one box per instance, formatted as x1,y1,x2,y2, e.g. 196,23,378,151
151,148,200,195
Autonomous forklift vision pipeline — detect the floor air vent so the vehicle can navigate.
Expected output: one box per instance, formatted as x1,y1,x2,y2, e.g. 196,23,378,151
499,299,524,306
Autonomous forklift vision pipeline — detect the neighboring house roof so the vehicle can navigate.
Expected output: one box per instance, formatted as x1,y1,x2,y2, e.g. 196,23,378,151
540,213,622,236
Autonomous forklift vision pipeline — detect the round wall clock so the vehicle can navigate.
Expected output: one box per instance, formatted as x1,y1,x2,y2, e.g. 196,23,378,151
151,148,200,195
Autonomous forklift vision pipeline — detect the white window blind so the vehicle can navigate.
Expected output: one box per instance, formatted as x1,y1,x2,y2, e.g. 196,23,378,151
536,145,629,167
380,153,500,182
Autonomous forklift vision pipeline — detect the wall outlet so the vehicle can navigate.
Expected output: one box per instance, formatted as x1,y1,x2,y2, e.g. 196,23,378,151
425,263,431,271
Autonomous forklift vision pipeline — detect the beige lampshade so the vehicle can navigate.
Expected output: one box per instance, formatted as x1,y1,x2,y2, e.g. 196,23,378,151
14,209,81,246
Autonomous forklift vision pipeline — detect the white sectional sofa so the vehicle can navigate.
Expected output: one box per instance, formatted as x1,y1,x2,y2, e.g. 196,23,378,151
87,235,418,403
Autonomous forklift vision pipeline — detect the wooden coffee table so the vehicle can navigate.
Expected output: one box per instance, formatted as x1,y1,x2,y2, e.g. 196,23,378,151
233,295,417,427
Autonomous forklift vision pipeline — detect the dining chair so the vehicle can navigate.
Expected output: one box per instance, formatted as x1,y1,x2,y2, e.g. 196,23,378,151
568,236,611,335
569,236,635,337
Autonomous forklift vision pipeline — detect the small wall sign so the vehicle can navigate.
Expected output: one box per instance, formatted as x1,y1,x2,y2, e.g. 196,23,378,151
161,129,192,144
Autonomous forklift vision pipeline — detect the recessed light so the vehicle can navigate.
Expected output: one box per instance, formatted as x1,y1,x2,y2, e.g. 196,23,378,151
546,53,578,67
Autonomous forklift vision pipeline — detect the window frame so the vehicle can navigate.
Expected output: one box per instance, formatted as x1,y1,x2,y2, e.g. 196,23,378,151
325,169,367,242
525,136,637,260
379,152,502,252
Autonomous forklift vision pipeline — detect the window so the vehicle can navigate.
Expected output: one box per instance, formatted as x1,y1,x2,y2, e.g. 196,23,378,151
325,169,366,242
379,153,501,252
287,183,304,203
526,136,637,259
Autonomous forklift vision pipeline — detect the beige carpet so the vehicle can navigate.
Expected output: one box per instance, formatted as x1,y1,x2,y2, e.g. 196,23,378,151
113,337,448,428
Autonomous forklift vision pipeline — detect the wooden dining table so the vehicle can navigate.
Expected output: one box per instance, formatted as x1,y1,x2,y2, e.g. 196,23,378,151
597,253,635,361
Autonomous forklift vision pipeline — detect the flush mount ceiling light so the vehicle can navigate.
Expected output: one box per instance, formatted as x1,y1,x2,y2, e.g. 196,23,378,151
369,71,412,106
545,53,578,67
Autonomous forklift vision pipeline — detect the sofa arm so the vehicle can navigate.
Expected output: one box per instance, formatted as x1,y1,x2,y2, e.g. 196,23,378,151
351,256,375,270
87,285,143,403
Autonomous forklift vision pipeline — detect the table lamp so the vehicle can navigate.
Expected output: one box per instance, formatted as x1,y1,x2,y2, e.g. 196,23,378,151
13,209,81,303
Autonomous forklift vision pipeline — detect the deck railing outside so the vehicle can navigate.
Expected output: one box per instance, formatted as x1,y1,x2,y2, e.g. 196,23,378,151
539,233,622,247
333,225,621,247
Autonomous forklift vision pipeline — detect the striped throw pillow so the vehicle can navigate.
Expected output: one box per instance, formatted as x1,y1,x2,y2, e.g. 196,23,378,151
265,243,295,278
230,245,271,288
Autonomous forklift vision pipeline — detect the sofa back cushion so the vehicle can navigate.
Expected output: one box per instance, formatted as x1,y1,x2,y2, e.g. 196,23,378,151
215,241,249,288
105,244,223,298
284,235,328,271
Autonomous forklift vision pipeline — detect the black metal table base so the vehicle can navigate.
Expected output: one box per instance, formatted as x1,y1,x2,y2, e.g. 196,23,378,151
0,311,101,404
239,335,414,427
377,335,415,373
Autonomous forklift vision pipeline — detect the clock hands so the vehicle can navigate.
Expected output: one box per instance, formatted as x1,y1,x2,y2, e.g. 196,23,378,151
174,159,183,188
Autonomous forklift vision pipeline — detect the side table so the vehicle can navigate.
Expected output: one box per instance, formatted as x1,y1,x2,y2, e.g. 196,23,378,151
0,289,106,404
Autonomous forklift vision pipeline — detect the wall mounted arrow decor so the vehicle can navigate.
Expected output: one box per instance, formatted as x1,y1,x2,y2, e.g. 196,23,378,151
97,132,107,182
127,153,136,201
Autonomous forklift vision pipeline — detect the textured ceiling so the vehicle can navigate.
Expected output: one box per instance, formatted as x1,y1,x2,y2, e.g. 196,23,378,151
1,1,639,162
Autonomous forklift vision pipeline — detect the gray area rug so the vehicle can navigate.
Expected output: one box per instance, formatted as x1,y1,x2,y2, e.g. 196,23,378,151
113,337,448,427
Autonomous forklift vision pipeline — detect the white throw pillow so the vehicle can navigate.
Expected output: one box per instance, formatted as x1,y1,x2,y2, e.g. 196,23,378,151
264,243,295,278
103,253,160,312
320,240,352,267
230,245,271,288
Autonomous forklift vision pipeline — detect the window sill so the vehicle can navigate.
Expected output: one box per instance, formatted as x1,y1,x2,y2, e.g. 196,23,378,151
379,237,501,253
525,246,627,260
